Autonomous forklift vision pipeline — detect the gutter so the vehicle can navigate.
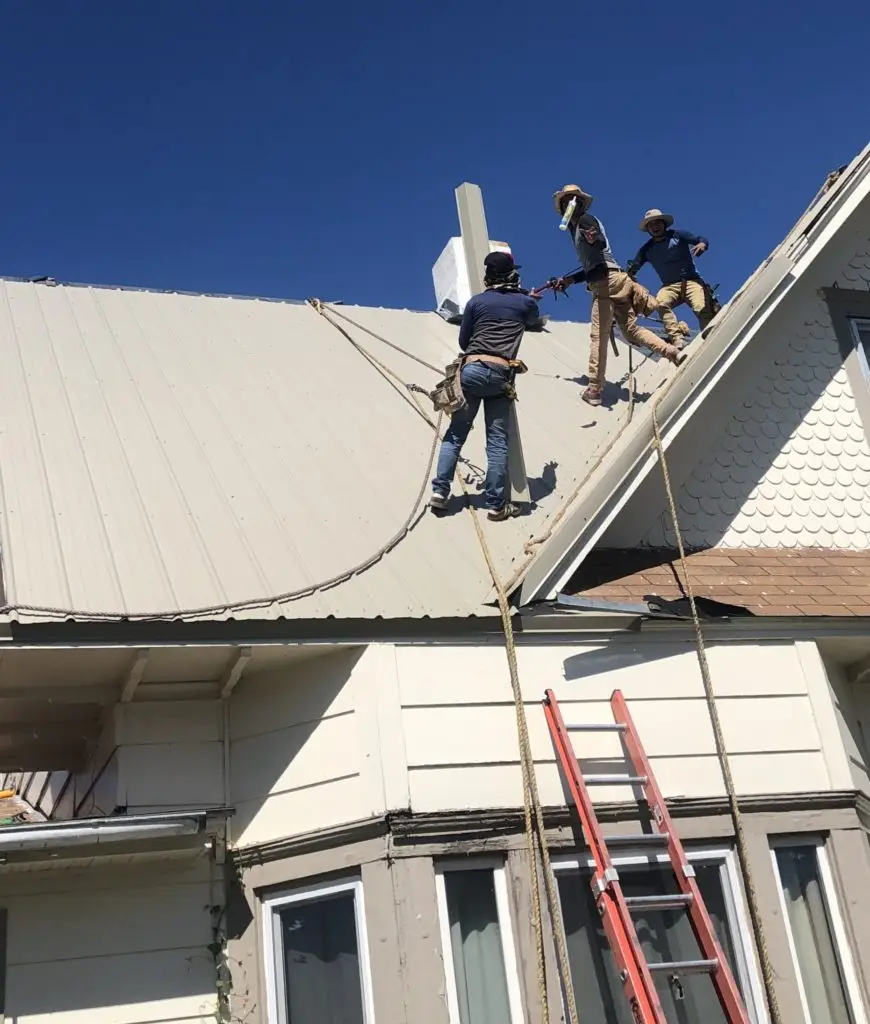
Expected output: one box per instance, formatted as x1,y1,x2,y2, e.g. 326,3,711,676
0,808,226,854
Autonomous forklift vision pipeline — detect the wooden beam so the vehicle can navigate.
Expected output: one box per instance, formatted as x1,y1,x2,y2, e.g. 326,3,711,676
219,647,252,700
455,182,489,296
120,649,150,703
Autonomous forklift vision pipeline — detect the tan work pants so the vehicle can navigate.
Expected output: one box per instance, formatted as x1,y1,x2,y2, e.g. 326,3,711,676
657,279,713,329
588,271,681,389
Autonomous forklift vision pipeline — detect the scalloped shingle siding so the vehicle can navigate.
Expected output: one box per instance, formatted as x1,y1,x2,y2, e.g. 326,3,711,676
641,246,870,550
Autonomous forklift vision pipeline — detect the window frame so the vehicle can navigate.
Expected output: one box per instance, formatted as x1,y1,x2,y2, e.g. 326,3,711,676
434,856,526,1024
769,835,867,1024
551,845,767,1024
847,317,870,383
261,876,376,1024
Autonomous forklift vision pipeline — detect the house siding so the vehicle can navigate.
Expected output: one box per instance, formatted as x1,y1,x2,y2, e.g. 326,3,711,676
1,857,216,1023
606,226,870,551
228,646,382,847
395,640,835,813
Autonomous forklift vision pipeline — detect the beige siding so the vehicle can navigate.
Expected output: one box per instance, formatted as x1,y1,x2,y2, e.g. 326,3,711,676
228,645,406,847
2,858,215,1024
396,641,832,812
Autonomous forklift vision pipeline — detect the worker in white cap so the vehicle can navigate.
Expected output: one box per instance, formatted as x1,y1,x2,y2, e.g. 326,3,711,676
628,209,715,329
547,185,689,407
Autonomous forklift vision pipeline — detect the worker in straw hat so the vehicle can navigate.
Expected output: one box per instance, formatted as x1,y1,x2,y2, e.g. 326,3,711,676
544,185,689,407
627,209,716,329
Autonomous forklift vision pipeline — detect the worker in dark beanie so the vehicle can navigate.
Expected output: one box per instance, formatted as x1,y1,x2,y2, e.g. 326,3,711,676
430,252,541,521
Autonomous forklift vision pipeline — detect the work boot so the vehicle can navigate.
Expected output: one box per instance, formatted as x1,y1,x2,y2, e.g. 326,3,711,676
581,385,603,406
429,491,448,512
666,348,687,367
487,503,522,522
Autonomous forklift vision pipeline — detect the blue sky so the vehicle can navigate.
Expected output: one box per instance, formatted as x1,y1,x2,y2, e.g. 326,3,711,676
0,2,868,313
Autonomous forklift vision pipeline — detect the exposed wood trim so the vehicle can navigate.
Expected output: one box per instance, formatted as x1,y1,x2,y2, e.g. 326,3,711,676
120,648,149,703
219,647,252,700
821,286,870,452
230,790,869,869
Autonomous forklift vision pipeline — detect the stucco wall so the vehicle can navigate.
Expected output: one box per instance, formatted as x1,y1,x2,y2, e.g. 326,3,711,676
1,856,216,1023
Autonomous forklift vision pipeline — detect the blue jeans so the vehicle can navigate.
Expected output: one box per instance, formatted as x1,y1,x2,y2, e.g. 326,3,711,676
432,361,511,510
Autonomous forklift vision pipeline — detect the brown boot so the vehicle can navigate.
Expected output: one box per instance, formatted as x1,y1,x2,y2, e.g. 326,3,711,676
666,348,687,367
582,385,603,406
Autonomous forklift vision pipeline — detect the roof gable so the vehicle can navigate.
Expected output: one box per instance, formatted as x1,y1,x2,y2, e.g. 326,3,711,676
516,141,870,605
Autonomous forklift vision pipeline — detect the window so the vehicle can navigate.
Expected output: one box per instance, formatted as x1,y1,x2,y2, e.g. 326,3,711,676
553,848,764,1024
771,838,866,1024
848,318,870,382
435,859,524,1024
263,878,374,1024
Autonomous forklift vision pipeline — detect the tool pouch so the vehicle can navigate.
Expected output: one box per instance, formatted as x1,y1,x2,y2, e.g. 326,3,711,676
430,357,467,415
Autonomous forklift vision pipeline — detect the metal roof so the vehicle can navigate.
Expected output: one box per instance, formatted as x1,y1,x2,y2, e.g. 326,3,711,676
0,278,676,622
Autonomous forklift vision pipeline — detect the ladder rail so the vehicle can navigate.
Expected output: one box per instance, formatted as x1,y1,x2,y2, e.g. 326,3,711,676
543,690,668,1023
611,689,753,1024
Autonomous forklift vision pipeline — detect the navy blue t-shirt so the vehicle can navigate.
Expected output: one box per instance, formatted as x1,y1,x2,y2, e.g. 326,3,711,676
632,228,709,285
458,288,542,361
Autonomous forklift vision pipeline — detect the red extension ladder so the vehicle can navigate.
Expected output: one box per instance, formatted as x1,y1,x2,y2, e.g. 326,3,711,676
542,688,752,1024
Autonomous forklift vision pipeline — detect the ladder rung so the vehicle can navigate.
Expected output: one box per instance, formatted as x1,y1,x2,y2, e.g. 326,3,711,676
567,722,627,732
624,894,693,912
605,832,670,845
582,774,648,785
648,959,718,975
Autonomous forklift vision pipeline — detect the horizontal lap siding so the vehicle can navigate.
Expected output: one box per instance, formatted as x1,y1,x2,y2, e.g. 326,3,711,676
229,648,367,847
2,860,215,1024
395,641,829,812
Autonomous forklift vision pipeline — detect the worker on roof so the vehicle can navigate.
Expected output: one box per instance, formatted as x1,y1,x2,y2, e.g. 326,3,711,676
627,209,716,330
430,251,541,522
547,185,689,407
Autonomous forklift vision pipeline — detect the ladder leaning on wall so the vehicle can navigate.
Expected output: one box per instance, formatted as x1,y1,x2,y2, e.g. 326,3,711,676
543,688,753,1024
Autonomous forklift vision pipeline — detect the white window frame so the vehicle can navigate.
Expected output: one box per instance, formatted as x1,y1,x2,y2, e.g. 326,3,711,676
262,876,376,1024
434,856,525,1024
770,835,867,1024
552,845,768,1024
848,317,870,383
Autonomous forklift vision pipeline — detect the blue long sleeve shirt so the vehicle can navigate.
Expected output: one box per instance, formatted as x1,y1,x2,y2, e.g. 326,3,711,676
458,287,542,361
631,228,709,285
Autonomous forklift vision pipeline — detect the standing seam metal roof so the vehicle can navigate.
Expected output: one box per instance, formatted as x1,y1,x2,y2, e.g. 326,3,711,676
0,279,674,622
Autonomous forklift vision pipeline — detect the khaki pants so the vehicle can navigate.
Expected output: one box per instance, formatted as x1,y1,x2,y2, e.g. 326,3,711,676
588,271,682,389
657,279,713,329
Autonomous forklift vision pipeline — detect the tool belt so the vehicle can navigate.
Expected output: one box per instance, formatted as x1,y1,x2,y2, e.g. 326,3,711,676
429,355,528,414
430,357,467,415
701,279,722,317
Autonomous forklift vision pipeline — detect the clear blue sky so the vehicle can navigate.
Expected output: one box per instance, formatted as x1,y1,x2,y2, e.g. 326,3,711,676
1,2,868,313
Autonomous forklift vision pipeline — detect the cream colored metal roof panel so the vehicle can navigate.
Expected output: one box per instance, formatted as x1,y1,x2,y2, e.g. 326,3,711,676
0,281,671,621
